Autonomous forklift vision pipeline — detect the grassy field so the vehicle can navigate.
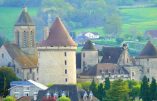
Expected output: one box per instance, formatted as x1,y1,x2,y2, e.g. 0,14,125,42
0,7,38,40
74,7,157,37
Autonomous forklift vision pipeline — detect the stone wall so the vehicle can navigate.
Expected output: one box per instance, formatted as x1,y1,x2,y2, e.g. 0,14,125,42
37,46,77,85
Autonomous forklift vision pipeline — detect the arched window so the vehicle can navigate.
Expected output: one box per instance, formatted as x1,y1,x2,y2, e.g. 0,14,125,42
23,31,28,47
30,31,34,47
16,31,20,46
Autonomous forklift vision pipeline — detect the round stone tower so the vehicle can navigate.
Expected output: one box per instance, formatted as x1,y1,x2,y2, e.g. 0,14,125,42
37,17,77,85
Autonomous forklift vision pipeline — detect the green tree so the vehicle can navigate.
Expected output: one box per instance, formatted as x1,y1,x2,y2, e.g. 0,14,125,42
105,77,110,90
89,79,97,97
106,79,130,101
140,76,150,101
0,67,19,97
150,77,157,101
127,80,140,100
97,83,105,101
3,96,16,101
58,96,71,101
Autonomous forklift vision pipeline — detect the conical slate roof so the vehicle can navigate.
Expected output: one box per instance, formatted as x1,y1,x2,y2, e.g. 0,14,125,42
140,41,157,57
15,7,34,26
82,40,96,51
41,17,76,46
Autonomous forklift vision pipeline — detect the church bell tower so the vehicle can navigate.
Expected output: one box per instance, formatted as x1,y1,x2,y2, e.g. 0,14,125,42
14,7,36,54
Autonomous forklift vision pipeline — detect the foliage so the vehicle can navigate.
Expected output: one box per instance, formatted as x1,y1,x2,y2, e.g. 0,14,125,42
105,77,110,90
58,96,71,101
89,79,97,97
0,67,19,97
3,96,16,101
106,79,130,101
97,83,105,101
140,76,150,101
150,77,157,101
78,81,91,91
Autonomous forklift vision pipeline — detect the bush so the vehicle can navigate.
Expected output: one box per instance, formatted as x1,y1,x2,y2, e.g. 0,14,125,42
58,96,71,101
3,96,16,101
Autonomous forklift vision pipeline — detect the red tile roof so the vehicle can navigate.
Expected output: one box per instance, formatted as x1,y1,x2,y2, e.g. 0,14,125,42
40,17,76,47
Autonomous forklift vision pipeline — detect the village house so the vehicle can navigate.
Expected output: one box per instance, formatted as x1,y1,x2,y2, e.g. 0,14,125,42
9,80,48,100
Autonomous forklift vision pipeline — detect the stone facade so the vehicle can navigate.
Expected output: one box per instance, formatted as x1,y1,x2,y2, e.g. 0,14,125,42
37,46,77,85
81,51,98,72
135,58,157,80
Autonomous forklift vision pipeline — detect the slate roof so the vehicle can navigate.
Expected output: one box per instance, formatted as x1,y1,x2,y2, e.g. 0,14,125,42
15,7,34,26
4,44,38,69
40,17,76,47
101,46,124,64
82,40,97,51
10,81,33,87
81,63,129,76
37,85,79,101
139,41,157,58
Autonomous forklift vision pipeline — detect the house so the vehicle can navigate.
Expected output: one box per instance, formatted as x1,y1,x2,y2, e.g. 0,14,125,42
135,41,157,80
78,43,142,82
37,85,99,101
81,32,99,39
145,30,157,39
9,80,48,100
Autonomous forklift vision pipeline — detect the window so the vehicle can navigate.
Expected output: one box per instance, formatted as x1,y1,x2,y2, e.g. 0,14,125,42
64,52,67,56
65,69,67,74
65,78,68,82
2,53,4,58
17,32,20,46
132,72,135,76
24,86,30,91
83,53,85,58
23,31,27,47
147,69,150,73
17,68,19,74
65,60,67,65
37,68,38,73
83,61,85,66
30,69,32,73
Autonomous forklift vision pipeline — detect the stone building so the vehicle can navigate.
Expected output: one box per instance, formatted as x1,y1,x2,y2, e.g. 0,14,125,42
0,7,38,80
81,40,98,72
135,41,157,80
37,17,77,85
0,8,78,85
9,80,48,100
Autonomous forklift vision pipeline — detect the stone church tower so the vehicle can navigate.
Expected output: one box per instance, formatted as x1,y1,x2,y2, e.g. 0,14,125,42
81,40,98,72
37,17,77,85
14,7,36,54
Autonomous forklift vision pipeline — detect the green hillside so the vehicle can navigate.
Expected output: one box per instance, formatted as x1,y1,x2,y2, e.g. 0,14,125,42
74,7,157,37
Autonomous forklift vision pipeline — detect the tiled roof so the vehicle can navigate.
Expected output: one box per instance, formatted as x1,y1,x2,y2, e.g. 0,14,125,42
101,46,123,64
139,41,157,58
40,17,76,47
81,63,129,76
82,40,97,51
15,7,34,26
4,44,38,69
